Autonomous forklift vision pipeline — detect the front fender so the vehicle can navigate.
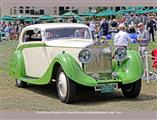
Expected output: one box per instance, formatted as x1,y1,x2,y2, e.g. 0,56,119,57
53,53,97,86
117,50,144,84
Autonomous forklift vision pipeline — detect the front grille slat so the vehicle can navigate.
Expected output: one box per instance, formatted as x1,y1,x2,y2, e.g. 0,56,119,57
84,45,112,80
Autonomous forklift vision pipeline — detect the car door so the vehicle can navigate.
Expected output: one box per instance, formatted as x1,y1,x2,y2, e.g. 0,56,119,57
21,29,49,78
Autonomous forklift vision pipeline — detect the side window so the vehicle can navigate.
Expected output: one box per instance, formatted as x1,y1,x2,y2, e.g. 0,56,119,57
23,30,42,42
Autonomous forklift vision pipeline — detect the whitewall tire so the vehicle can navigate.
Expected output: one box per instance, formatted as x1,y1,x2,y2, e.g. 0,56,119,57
56,67,76,103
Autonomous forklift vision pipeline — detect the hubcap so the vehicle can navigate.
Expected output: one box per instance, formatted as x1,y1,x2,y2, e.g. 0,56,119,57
58,72,68,98
16,79,21,85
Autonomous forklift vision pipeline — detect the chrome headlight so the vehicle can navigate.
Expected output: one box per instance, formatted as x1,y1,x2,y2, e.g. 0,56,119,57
78,49,92,64
114,47,127,61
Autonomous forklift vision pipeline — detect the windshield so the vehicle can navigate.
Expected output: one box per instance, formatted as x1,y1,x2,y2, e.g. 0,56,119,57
45,27,91,40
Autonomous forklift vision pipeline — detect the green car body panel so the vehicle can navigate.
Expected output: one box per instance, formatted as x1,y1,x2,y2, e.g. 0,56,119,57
115,50,144,84
10,43,144,87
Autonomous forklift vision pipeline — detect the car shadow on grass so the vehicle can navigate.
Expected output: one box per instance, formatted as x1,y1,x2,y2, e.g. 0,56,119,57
24,83,58,99
73,92,157,105
22,84,157,105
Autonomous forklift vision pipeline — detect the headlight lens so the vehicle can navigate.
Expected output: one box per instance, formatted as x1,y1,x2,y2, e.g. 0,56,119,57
114,47,127,61
78,49,92,64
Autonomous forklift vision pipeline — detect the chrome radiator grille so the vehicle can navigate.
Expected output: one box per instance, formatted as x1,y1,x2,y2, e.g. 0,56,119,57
84,45,112,79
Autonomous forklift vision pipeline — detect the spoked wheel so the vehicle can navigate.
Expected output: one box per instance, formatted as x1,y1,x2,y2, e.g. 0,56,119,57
56,67,76,104
15,79,27,88
121,79,141,98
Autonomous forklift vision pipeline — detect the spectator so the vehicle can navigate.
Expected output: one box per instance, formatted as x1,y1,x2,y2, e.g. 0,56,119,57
71,17,77,23
114,24,132,49
89,20,96,39
111,19,118,29
147,16,156,42
127,25,136,33
100,18,109,36
137,22,150,77
17,23,24,39
4,23,12,40
137,22,150,55
1,22,6,30
127,25,137,43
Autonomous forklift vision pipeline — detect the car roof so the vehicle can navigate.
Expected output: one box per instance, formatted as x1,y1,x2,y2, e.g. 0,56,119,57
23,23,89,31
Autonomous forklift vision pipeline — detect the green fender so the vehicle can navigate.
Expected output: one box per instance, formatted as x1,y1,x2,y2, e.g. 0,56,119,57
53,53,97,86
10,50,26,78
117,50,144,84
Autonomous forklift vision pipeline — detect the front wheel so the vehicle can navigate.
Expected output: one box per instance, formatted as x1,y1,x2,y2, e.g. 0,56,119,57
121,79,141,98
56,67,76,104
15,79,27,88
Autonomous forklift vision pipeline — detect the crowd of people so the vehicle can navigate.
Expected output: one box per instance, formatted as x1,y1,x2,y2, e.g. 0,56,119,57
87,14,157,43
0,21,31,40
0,13,157,42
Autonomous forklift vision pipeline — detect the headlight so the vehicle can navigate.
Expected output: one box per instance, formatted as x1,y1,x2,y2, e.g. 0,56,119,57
114,47,127,61
78,49,92,64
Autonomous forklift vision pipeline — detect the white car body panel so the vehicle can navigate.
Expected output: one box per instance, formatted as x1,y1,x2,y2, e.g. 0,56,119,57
22,47,49,77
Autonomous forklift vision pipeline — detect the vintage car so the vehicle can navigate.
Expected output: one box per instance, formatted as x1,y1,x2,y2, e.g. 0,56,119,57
10,23,144,103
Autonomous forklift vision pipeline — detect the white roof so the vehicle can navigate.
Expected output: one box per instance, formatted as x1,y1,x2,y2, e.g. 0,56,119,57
23,23,89,31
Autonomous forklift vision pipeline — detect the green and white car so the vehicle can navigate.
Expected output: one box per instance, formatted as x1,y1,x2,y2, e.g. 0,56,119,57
10,23,144,103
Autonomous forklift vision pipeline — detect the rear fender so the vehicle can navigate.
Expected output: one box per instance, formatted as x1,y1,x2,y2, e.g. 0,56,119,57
10,50,26,78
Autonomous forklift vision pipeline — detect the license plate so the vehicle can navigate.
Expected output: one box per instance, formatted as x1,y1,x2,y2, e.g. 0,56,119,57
101,84,114,93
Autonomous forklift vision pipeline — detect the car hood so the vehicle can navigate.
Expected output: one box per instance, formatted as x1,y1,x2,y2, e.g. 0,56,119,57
45,39,93,48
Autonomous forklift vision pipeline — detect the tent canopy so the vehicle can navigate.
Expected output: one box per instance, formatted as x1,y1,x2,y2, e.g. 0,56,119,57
24,18,33,22
96,9,116,16
1,16,15,21
37,15,54,21
149,8,157,13
116,9,130,15
79,11,96,16
15,15,27,20
61,12,78,16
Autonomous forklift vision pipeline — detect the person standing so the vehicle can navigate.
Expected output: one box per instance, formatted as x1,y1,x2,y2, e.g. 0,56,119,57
137,22,150,55
4,23,11,40
137,22,150,78
89,20,96,39
111,19,118,29
99,18,109,36
147,16,156,42
114,24,132,49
